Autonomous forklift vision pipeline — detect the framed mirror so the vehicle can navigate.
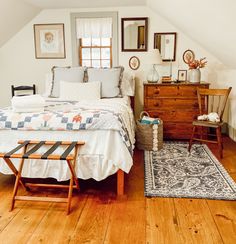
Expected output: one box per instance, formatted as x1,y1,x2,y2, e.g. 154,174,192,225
121,17,148,52
154,32,177,61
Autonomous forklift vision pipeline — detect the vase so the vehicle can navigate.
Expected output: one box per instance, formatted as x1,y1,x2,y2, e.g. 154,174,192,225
147,64,160,83
188,69,201,83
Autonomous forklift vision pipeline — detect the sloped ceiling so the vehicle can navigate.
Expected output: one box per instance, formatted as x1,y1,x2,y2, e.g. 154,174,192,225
147,0,236,68
23,0,146,8
0,0,41,47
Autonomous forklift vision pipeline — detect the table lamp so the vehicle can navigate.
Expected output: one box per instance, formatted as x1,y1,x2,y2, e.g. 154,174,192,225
147,49,162,83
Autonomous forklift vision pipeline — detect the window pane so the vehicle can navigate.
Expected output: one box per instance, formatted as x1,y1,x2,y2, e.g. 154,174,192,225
101,48,110,59
101,60,111,68
82,60,91,67
91,38,100,46
81,38,91,46
92,48,100,59
82,48,90,59
101,38,110,46
92,60,101,68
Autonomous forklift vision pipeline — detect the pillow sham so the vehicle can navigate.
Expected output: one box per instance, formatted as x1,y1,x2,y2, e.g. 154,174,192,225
59,80,101,101
87,67,124,98
50,66,85,97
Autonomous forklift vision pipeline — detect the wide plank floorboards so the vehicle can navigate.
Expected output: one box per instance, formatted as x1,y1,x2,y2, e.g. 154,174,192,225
0,137,235,244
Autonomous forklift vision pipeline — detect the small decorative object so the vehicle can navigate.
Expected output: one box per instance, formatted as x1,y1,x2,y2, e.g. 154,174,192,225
187,57,207,83
129,56,140,70
34,23,66,59
183,49,195,64
177,70,187,82
147,49,162,83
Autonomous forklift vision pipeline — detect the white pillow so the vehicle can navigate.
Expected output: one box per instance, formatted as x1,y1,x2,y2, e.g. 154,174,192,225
87,67,123,98
59,81,101,101
51,66,85,97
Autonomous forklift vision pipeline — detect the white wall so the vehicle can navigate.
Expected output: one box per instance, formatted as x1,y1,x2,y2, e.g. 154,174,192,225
0,0,40,47
0,5,234,140
147,0,236,68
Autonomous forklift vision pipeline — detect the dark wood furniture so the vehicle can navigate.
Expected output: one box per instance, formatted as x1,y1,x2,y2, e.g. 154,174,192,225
188,87,232,158
143,82,210,140
0,140,85,214
11,84,36,97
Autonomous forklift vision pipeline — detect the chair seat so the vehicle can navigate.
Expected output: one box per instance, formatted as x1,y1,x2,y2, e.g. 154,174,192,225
192,120,224,128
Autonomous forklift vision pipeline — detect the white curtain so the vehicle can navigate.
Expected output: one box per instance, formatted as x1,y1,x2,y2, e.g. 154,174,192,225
76,18,112,38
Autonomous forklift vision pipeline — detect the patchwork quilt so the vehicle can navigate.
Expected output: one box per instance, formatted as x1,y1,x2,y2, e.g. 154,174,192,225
0,99,135,155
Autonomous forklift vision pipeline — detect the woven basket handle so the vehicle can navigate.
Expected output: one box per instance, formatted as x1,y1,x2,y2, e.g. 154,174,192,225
140,111,150,120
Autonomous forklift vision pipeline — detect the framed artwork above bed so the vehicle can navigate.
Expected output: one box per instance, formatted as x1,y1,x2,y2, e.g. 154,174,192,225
33,23,66,59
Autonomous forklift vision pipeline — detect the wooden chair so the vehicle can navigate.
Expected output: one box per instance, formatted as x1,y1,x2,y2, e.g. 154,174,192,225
188,87,232,158
11,84,36,97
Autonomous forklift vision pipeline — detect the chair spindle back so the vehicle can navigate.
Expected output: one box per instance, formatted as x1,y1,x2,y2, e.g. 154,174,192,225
197,87,232,121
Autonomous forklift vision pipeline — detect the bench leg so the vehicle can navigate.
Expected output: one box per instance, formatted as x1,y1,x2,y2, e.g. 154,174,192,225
67,174,74,215
117,169,124,196
11,157,25,211
3,158,28,191
66,145,80,214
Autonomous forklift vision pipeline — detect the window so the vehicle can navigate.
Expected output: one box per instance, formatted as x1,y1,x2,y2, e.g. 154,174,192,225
79,37,112,68
71,12,118,67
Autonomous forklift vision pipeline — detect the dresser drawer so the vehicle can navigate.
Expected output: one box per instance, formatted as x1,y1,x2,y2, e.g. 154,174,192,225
178,86,197,97
145,98,199,110
145,84,209,98
145,85,178,97
146,110,198,122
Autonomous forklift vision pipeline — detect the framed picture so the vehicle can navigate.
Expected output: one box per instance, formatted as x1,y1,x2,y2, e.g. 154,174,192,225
183,49,195,64
34,23,66,59
178,70,187,81
129,56,140,70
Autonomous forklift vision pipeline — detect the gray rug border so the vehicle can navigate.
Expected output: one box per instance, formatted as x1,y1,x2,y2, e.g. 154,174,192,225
144,142,236,200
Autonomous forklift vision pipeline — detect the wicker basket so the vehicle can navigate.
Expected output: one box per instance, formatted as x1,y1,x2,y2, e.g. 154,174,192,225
136,111,163,151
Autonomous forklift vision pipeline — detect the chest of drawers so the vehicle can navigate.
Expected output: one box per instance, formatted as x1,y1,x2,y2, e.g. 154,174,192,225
144,82,210,139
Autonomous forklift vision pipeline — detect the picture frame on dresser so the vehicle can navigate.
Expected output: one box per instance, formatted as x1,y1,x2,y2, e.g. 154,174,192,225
177,70,187,82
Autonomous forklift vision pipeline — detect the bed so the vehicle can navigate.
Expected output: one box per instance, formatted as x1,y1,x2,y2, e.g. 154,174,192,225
0,95,135,195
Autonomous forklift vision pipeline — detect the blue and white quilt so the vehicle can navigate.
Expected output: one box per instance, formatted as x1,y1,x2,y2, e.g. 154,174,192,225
0,99,135,155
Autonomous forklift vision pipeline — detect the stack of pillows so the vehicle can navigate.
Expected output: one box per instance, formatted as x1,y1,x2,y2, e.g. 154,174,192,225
45,66,133,101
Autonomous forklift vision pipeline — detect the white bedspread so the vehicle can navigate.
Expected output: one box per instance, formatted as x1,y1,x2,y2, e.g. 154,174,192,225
0,97,135,181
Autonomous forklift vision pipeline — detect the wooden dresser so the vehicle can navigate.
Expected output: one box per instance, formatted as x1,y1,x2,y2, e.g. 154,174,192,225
144,82,210,139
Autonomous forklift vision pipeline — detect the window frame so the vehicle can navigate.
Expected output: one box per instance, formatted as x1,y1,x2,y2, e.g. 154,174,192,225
79,37,113,68
71,12,118,67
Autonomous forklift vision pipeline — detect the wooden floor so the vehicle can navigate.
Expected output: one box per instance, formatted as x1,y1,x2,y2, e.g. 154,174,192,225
0,137,235,244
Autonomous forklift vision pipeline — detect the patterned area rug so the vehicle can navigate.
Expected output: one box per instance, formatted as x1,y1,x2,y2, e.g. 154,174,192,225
144,142,236,200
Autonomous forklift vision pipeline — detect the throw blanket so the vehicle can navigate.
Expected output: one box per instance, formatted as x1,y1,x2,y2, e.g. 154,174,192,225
0,99,135,155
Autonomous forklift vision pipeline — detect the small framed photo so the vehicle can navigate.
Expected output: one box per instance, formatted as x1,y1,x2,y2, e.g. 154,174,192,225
183,49,195,64
129,56,140,70
34,23,66,59
178,70,187,81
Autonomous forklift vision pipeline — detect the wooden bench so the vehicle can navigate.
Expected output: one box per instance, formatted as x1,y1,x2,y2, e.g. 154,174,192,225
0,140,85,215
